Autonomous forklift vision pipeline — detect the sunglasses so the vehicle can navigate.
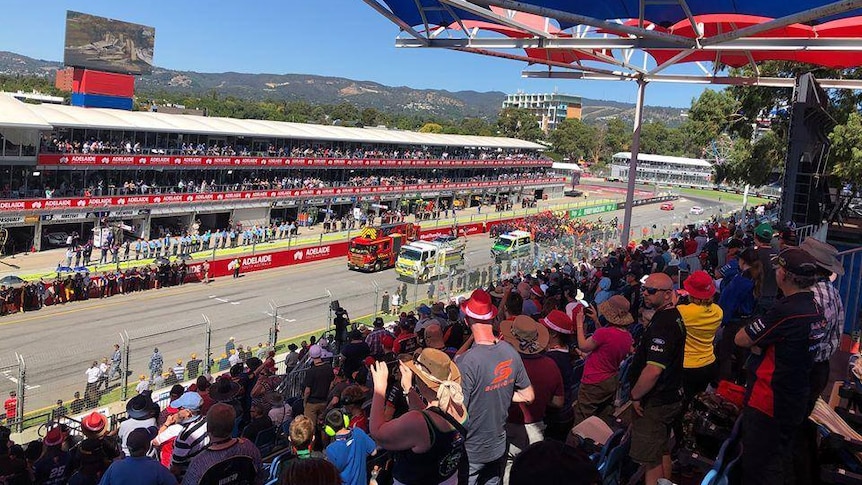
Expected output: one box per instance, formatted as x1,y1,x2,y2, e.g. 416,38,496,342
641,286,671,295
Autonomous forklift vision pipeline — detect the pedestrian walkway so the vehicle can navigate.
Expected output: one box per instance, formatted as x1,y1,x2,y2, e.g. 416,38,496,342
0,195,618,280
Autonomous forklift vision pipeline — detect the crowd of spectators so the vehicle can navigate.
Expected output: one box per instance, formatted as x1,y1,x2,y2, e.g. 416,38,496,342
41,136,546,162
34,170,553,200
3,199,843,485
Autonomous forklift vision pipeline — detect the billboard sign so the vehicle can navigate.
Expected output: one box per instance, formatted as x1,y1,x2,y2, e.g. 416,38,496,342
64,11,155,75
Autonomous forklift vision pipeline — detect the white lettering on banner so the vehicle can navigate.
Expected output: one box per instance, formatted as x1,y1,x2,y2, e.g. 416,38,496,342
293,251,304,261
241,255,273,269
0,216,25,224
304,246,331,259
0,201,26,210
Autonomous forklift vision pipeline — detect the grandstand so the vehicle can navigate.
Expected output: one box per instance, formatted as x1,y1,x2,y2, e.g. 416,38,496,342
608,152,714,188
0,93,563,253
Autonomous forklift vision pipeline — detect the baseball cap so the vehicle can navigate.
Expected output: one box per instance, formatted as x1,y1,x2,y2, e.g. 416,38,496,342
170,391,203,411
771,247,819,276
755,223,774,241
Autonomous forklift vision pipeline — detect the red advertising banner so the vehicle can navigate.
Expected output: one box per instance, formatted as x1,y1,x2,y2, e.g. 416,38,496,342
0,178,565,212
38,154,551,169
184,241,350,280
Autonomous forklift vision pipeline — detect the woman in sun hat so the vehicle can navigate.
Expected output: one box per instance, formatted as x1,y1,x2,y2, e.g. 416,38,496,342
369,348,467,485
677,270,722,403
573,295,634,425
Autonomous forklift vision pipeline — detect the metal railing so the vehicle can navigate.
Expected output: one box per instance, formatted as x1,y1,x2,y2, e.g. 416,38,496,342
836,246,862,336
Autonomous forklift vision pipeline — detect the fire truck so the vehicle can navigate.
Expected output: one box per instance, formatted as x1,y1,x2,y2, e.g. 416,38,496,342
347,222,419,272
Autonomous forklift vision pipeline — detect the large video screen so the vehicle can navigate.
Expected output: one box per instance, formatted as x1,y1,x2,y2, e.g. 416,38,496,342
63,11,155,75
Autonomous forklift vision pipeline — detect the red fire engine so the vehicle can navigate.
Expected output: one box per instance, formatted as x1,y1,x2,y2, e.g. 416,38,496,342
347,222,419,272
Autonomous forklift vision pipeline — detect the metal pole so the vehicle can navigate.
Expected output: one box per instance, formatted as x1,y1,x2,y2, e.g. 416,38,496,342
326,290,333,334
121,331,129,401
621,77,648,248
372,281,380,318
203,315,212,375
15,353,24,433
414,274,419,310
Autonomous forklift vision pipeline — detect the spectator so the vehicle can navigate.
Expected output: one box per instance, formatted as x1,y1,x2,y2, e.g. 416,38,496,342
627,273,685,485
135,375,150,395
284,344,300,373
538,309,576,441
753,223,779,315
33,427,71,485
340,330,370,379
365,317,391,358
225,337,236,355
369,348,467,485
323,408,376,485
286,415,325,460
153,400,183,469
393,320,420,355
279,457,341,485
593,277,613,305
573,296,633,425
734,247,826,484
717,246,760,382
170,392,209,481
192,376,215,416
455,289,533,485
70,391,86,414
181,403,263,485
501,315,563,482
340,385,368,433
678,270,721,403
267,392,292,431
118,394,157,456
423,323,457,359
51,399,69,421
100,427,177,485
159,385,186,427
241,403,273,442
171,360,185,383
303,345,334,426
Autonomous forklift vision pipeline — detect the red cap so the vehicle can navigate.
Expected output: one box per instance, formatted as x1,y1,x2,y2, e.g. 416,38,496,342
531,285,544,298
44,427,65,447
540,309,574,335
683,270,716,300
460,289,498,321
81,412,107,434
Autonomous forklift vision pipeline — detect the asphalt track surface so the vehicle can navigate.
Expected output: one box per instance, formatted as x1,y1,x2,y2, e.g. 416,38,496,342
0,196,737,412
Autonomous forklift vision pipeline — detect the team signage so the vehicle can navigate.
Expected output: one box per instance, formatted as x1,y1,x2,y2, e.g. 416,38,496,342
38,154,552,169
0,179,564,214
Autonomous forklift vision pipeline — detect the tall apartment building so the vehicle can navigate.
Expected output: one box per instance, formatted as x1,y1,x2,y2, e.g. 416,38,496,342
503,92,582,132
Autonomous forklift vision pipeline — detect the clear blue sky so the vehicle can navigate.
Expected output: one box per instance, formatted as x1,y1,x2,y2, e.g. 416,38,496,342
0,0,713,108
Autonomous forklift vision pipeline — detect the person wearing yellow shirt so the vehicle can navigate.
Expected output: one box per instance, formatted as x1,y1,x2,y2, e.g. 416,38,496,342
677,270,723,404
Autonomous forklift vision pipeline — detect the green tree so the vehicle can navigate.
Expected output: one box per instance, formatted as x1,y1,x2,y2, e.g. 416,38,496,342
497,107,543,141
549,119,596,161
716,131,786,187
418,122,444,133
604,118,631,154
458,118,494,136
683,89,740,155
829,112,862,192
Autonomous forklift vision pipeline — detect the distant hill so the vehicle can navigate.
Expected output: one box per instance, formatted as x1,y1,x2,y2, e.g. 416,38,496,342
0,50,687,124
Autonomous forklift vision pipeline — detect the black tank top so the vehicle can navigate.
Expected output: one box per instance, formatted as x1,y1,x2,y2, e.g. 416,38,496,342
392,407,467,485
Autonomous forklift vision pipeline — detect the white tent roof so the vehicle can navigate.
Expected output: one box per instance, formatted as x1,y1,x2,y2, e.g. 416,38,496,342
612,152,711,168
0,95,544,150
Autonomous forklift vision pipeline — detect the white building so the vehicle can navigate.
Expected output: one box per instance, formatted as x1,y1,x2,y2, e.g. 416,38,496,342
609,152,714,188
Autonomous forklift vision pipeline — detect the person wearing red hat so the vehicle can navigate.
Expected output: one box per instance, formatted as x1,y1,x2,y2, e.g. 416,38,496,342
34,426,71,484
455,289,533,485
677,270,722,404
539,309,577,442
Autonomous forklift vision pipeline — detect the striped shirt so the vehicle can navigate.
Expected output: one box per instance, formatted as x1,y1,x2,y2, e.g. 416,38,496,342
171,416,209,480
180,438,263,485
811,280,845,363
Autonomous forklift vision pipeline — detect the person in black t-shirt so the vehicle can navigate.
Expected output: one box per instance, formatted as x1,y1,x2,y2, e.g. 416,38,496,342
735,247,825,485
627,273,685,485
340,331,371,380
303,345,334,427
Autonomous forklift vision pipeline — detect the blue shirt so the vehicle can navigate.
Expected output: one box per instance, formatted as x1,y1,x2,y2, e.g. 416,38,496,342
325,428,376,485
717,271,755,325
99,456,177,485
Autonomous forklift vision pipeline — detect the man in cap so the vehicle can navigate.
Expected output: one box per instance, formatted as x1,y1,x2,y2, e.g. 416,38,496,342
455,289,533,485
101,427,177,485
734,247,827,485
501,315,563,483
303,344,334,426
627,273,686,485
169,392,209,481
186,353,202,381
182,403,263,485
341,330,371,379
